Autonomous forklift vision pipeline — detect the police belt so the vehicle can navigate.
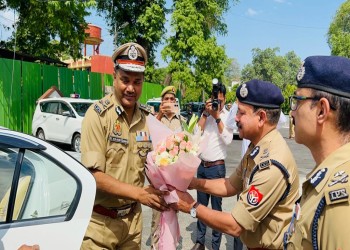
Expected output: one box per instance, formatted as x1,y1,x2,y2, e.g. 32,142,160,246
201,159,225,167
93,203,137,219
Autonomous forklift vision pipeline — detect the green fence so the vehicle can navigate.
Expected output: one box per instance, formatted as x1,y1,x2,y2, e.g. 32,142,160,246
0,58,163,134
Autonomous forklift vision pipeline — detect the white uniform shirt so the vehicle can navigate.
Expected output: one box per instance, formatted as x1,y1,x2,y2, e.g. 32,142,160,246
200,108,233,162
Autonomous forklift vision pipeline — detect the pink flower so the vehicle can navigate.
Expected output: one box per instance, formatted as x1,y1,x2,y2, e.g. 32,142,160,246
179,141,187,150
186,141,193,151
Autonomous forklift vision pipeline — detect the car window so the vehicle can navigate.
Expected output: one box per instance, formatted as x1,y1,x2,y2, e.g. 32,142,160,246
59,102,71,115
0,148,78,223
41,102,59,114
147,102,161,113
70,102,93,117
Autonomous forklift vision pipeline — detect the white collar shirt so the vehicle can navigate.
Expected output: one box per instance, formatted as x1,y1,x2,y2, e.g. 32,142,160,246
200,108,233,162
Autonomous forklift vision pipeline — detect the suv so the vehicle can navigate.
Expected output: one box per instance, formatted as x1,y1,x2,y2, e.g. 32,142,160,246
32,97,94,152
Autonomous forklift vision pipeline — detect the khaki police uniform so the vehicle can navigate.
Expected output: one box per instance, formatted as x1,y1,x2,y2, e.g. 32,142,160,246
80,93,152,249
229,129,300,249
159,114,183,131
285,143,350,249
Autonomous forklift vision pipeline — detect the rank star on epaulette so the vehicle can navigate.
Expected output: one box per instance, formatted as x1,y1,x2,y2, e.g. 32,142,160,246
139,103,152,113
94,104,102,114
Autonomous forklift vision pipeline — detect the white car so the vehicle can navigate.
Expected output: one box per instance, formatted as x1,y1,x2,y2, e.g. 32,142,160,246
0,128,96,249
32,97,94,152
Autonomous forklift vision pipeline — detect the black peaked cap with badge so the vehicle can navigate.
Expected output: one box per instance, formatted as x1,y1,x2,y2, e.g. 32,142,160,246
296,55,350,98
111,42,148,73
236,79,284,109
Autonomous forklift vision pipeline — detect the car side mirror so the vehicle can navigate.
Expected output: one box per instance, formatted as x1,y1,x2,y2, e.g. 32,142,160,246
62,111,71,117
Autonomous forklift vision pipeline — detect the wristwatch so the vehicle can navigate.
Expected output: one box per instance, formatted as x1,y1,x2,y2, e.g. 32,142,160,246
215,118,221,124
190,202,200,218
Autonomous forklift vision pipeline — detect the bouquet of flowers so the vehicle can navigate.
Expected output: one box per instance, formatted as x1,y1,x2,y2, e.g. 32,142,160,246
145,114,206,250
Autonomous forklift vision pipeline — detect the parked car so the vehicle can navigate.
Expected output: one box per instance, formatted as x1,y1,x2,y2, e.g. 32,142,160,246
32,97,94,152
0,128,96,249
180,102,205,122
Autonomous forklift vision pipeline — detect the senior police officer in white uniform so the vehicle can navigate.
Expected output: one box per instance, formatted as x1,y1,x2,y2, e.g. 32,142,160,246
80,42,169,250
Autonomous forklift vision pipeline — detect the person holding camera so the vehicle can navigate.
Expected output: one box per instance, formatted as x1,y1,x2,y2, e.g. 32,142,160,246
191,80,233,250
171,79,300,250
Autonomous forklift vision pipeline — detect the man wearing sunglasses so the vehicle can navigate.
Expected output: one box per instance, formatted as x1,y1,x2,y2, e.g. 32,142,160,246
284,55,350,249
171,79,299,250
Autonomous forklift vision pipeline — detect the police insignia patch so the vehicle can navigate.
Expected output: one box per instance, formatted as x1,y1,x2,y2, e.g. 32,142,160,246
250,146,260,159
128,45,138,60
115,106,123,116
310,168,328,187
328,170,348,187
240,83,248,98
329,188,348,202
247,185,263,206
113,120,122,136
296,61,305,81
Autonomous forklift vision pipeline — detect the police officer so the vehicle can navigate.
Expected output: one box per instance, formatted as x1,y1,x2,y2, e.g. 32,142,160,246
171,79,300,249
284,56,350,249
155,86,183,131
80,42,169,250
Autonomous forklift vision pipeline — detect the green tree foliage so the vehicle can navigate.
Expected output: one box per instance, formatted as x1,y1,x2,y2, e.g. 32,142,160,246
161,0,233,100
95,0,166,67
241,47,301,113
2,0,95,59
327,0,350,58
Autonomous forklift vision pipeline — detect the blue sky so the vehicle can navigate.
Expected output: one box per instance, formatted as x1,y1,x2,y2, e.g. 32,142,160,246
0,0,345,69
85,0,345,69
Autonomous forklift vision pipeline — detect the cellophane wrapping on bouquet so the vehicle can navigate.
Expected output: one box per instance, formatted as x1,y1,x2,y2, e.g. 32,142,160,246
145,115,206,250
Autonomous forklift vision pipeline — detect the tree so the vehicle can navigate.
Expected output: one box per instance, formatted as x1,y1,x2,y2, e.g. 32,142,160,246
162,0,234,101
241,47,301,113
95,0,166,69
327,0,350,58
2,0,95,59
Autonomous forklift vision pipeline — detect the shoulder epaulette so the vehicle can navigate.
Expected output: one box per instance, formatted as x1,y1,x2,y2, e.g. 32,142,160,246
139,103,153,114
94,96,113,116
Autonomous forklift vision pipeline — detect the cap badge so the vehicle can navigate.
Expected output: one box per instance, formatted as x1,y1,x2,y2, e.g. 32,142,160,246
296,61,305,81
127,45,138,60
240,83,248,98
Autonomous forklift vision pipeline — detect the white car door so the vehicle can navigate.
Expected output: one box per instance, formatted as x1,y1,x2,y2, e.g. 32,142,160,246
0,130,96,250
40,101,61,142
55,102,79,144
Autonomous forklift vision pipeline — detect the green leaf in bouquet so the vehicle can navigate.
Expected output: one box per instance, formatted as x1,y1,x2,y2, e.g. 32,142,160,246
187,114,199,133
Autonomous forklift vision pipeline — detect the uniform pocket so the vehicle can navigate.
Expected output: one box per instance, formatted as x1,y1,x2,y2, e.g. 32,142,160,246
106,143,127,167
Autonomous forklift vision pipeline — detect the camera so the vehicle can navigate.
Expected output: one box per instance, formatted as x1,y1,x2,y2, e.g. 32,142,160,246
211,78,221,111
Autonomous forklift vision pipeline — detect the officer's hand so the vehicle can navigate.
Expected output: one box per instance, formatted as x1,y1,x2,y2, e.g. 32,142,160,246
187,177,198,190
160,102,172,114
138,185,170,212
169,190,195,213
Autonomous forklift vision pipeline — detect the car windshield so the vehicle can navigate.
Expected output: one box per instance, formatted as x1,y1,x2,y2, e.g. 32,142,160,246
70,102,93,117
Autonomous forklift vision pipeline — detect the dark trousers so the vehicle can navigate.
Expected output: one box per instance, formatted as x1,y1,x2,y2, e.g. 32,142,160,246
196,163,226,250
